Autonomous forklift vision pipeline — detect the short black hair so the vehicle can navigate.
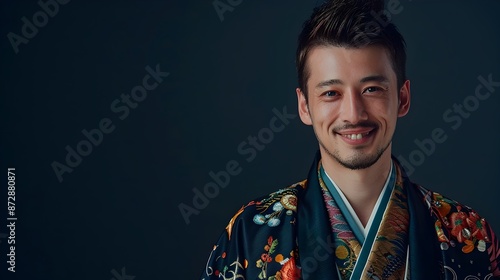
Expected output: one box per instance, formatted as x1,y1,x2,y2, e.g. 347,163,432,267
296,0,407,101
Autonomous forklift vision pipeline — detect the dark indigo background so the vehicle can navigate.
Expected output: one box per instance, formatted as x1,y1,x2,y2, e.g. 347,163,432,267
1,0,499,279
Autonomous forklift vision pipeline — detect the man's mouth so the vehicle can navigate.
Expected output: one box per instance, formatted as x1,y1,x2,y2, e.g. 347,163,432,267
341,132,371,140
335,127,377,144
333,122,378,144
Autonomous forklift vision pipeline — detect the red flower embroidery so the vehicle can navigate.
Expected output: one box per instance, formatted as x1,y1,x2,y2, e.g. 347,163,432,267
449,209,469,243
466,211,488,241
276,257,301,280
261,253,272,263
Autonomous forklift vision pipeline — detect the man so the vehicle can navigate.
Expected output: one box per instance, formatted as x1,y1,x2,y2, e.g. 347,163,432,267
200,0,500,279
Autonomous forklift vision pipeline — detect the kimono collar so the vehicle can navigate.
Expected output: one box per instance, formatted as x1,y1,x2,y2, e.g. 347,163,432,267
296,151,442,279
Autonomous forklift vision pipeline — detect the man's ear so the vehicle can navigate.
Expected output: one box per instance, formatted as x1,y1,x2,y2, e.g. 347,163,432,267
398,80,411,117
296,87,312,125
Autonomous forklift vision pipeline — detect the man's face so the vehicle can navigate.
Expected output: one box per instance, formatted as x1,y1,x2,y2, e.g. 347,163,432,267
296,45,410,170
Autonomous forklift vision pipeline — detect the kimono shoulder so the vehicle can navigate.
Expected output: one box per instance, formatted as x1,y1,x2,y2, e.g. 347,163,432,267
200,180,306,280
416,184,500,277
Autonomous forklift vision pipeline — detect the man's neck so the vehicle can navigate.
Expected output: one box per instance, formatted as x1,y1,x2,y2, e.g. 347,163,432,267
320,147,393,226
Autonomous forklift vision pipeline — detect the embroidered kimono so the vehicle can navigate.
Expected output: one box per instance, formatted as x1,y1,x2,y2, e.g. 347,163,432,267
200,152,500,279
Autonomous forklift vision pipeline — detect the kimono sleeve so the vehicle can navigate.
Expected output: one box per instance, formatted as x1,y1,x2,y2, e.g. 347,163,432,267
199,205,249,280
199,187,301,280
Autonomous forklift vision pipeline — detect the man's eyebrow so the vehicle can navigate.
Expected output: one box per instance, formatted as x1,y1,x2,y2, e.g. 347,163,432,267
315,79,343,89
359,75,389,84
315,76,389,89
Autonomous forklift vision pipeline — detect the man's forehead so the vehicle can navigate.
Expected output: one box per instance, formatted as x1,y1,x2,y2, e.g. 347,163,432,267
306,45,396,85
307,44,391,63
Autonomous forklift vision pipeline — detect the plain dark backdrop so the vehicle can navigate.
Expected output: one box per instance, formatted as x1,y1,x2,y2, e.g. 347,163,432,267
1,0,499,279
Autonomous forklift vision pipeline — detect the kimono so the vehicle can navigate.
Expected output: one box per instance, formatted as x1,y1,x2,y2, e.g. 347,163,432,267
200,152,500,280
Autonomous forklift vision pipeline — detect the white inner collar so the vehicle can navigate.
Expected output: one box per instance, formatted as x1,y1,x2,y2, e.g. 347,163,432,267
323,161,394,238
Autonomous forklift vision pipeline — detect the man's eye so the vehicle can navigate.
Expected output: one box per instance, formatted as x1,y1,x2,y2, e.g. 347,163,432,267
364,87,383,93
324,91,338,97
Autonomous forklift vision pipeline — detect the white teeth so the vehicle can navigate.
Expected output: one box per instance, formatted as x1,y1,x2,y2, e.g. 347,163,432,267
345,133,365,139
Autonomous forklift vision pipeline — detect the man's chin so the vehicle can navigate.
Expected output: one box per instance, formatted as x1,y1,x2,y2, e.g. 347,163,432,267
332,152,383,170
319,138,390,170
336,158,377,170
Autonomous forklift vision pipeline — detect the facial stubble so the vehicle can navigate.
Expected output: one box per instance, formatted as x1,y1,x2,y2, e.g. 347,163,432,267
314,126,391,170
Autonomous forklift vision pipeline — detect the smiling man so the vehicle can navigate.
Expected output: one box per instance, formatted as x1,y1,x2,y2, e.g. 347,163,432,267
297,44,410,229
200,1,500,279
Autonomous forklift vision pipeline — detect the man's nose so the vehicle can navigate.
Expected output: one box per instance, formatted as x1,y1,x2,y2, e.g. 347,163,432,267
340,91,368,124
